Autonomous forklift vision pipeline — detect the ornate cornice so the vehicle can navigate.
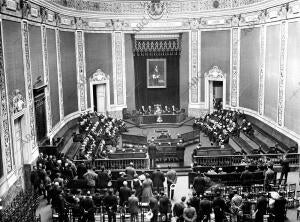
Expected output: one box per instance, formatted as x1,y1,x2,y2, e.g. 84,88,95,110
0,0,297,31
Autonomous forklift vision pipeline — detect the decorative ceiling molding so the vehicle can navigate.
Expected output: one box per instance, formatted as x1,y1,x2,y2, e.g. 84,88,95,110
0,0,299,30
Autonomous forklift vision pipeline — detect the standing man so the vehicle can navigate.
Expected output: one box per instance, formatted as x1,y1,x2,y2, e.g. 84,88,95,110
148,141,158,168
152,168,165,193
119,181,132,207
166,166,177,199
183,201,197,222
103,190,118,222
176,140,186,167
192,172,206,197
279,154,290,185
128,190,140,222
126,162,136,180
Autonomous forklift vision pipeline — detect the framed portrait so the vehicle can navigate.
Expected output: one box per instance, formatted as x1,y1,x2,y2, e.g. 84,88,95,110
147,58,167,88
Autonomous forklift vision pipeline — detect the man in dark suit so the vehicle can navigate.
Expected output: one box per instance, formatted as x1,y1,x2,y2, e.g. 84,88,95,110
119,181,131,207
125,162,136,180
279,154,290,184
128,190,139,222
240,165,252,191
148,141,158,168
97,166,111,189
149,192,159,222
212,190,229,222
103,190,118,222
173,197,186,222
189,192,200,222
81,191,96,222
199,195,212,221
273,191,287,222
255,193,268,222
159,192,171,221
192,172,206,197
152,169,165,193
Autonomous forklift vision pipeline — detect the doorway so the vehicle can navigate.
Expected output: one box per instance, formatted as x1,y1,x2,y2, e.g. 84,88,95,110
212,81,223,110
89,69,111,113
93,84,107,113
204,66,226,113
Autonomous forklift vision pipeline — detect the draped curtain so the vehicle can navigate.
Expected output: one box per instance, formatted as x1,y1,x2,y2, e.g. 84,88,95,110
134,55,179,108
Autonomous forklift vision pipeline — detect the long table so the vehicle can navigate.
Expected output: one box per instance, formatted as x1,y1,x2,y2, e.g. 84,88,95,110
136,113,186,124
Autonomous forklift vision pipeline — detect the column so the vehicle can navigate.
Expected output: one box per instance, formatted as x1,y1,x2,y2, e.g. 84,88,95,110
55,29,64,120
75,30,87,112
0,19,13,173
278,21,287,126
41,25,52,134
21,20,37,150
231,28,240,107
258,25,266,115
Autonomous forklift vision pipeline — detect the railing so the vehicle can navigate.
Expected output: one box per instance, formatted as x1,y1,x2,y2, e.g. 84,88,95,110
73,157,150,170
193,153,300,167
121,134,148,146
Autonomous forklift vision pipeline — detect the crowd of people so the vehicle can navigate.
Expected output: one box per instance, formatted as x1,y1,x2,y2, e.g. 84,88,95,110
30,151,289,222
190,172,287,222
30,154,180,222
76,112,127,160
138,105,179,115
193,109,256,147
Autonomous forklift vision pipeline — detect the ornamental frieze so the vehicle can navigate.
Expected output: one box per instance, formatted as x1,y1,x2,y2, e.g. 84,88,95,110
44,0,269,13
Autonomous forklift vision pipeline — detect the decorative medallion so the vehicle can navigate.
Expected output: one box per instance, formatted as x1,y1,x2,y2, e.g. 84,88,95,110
90,69,110,82
145,0,167,20
205,66,225,80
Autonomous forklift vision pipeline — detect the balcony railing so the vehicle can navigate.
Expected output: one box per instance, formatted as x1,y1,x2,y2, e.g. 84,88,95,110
73,157,150,170
193,153,300,167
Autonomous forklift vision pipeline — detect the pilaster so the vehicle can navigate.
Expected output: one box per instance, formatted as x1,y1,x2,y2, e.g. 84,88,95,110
41,25,52,134
55,28,64,120
278,21,287,126
231,27,240,107
258,25,266,115
21,20,37,150
75,30,87,112
190,30,199,104
0,19,13,174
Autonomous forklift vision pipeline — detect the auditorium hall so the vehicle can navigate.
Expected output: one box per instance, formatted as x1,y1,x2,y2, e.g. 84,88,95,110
0,0,300,221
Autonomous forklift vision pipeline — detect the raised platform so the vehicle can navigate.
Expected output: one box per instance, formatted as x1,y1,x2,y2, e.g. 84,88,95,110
135,117,194,128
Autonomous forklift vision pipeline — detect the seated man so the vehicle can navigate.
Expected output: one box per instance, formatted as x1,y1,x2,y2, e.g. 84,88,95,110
140,106,146,115
171,105,177,113
147,105,152,114
163,105,171,114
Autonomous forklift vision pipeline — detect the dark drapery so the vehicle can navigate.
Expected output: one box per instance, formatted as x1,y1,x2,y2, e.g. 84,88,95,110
134,55,179,108
34,92,47,143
